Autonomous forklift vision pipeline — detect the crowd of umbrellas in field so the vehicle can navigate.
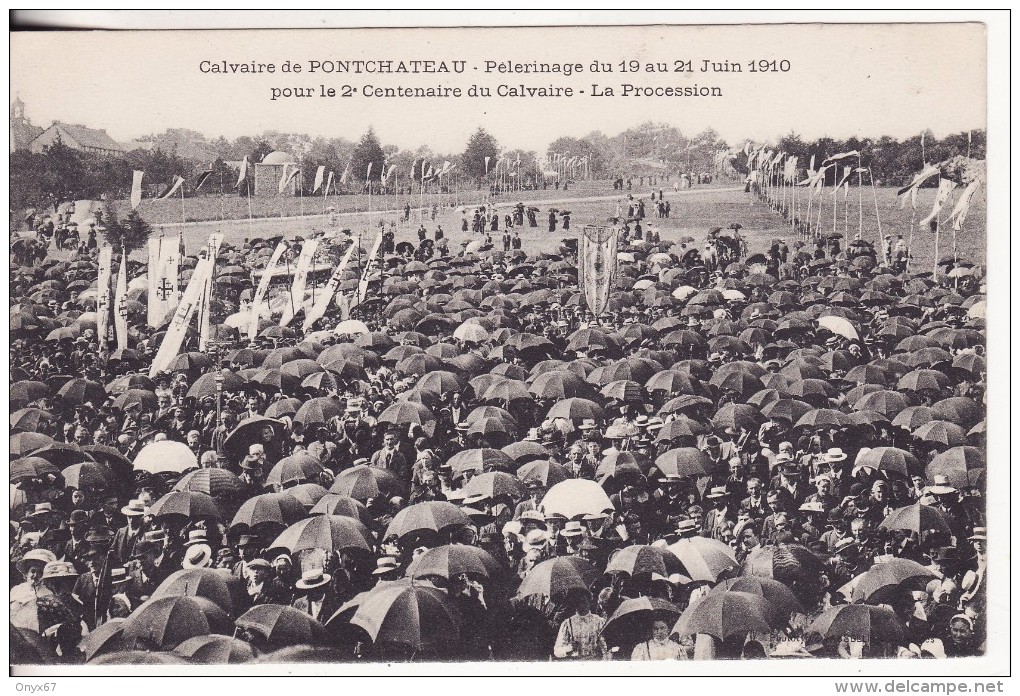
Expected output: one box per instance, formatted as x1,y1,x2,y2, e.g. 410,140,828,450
9,213,988,664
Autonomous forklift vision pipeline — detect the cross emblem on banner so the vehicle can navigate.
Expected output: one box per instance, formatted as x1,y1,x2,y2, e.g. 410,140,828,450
157,279,175,301
118,299,129,318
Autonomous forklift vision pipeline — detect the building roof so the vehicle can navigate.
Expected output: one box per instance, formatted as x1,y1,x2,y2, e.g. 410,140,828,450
10,120,43,151
261,150,296,165
37,122,125,153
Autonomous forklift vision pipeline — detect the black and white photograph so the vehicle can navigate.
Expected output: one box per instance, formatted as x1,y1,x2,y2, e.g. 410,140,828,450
7,10,1009,684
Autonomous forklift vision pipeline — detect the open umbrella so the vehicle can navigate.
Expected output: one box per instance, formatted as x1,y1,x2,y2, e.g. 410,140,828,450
121,595,232,650
330,465,403,500
174,635,258,664
350,583,463,654
855,447,921,477
840,558,938,604
709,577,803,623
517,556,599,602
230,492,307,530
606,545,685,578
222,417,286,463
448,448,516,476
61,462,112,491
461,471,526,500
878,502,952,536
740,543,824,588
148,490,222,521
269,514,374,554
78,618,126,662
654,447,713,479
407,544,506,581
546,397,606,422
541,479,615,519
235,604,327,651
667,537,739,582
10,432,54,457
309,494,371,523
174,468,247,500
808,604,904,644
265,453,325,489
12,456,61,482
378,401,437,436
925,446,984,489
515,458,569,487
11,408,54,433
384,501,472,540
152,568,245,616
672,591,773,640
601,597,682,647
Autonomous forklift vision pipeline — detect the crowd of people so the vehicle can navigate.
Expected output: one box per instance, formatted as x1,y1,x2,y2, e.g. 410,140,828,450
9,195,988,666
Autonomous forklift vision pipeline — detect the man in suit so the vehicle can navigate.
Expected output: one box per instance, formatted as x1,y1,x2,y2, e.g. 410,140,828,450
62,510,91,570
371,429,410,482
291,567,344,622
110,499,145,566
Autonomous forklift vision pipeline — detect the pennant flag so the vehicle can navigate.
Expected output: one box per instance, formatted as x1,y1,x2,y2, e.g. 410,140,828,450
770,151,785,167
410,159,418,179
303,239,358,331
784,156,798,183
114,251,129,351
157,175,186,200
324,171,334,196
357,232,384,305
279,166,300,194
366,162,373,180
340,161,350,185
235,156,248,188
578,226,619,317
313,166,326,193
442,160,452,174
822,151,860,165
149,256,214,376
896,163,941,197
919,178,958,229
948,179,982,231
97,245,113,352
279,238,321,327
197,233,223,351
248,241,288,342
130,170,144,209
834,166,854,191
381,164,396,184
809,155,816,172
194,169,214,192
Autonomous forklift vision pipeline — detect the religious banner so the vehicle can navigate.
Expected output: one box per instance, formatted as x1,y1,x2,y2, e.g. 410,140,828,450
114,250,129,350
97,245,113,352
920,178,958,228
248,240,288,342
147,236,181,327
280,237,321,327
357,231,384,305
149,256,213,376
197,233,224,350
578,225,618,317
303,238,358,331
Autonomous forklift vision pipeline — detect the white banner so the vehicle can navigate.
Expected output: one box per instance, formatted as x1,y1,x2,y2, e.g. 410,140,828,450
303,239,358,331
149,256,213,376
920,178,958,228
197,233,224,351
114,251,129,350
358,231,384,305
248,241,288,342
130,170,144,209
578,226,618,317
280,238,321,327
147,236,181,327
97,245,113,352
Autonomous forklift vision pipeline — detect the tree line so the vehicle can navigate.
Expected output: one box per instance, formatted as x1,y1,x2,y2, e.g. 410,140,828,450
10,124,985,212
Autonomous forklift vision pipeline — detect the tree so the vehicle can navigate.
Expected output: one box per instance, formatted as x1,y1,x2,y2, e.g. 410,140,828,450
100,203,151,255
351,128,386,185
461,127,501,181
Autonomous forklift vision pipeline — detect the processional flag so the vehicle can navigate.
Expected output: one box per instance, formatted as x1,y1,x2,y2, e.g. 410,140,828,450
147,236,180,327
130,171,144,209
313,166,326,193
248,241,288,342
157,176,186,200
358,231,385,305
947,179,982,231
578,225,619,317
303,239,358,331
97,245,113,352
149,255,214,377
194,169,214,192
280,238,321,327
279,166,301,194
235,156,248,189
114,250,129,351
920,178,958,229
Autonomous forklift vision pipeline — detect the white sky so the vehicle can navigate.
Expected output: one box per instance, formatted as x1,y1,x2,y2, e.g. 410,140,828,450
11,24,986,154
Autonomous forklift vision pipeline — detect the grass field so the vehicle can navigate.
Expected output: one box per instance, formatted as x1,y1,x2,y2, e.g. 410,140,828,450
110,179,987,274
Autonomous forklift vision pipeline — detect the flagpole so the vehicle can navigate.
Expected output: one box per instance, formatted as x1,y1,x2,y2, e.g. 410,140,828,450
869,168,883,242
933,210,940,280
181,181,186,223
906,198,916,273
857,155,864,243
246,180,253,238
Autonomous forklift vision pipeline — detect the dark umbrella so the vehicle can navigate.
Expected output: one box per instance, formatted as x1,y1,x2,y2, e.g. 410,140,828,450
269,514,374,554
148,490,221,521
309,494,371,524
672,591,773,640
61,462,112,491
517,556,599,602
11,456,60,482
601,597,682,647
173,635,258,664
710,577,803,623
878,503,952,536
330,465,403,500
235,605,327,651
230,493,307,530
606,545,685,578
666,537,739,582
384,501,472,540
406,544,507,581
808,604,904,644
152,568,246,617
222,417,286,462
11,408,54,433
350,583,463,654
841,559,938,604
57,378,107,405
121,595,232,650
